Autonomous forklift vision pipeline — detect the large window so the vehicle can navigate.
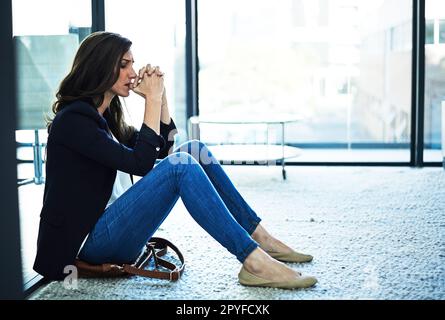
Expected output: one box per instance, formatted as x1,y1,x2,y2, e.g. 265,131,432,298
198,0,413,163
105,0,187,144
12,0,92,285
424,0,445,163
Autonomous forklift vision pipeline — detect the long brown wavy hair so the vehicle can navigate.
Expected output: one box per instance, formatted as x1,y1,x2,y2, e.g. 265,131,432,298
48,31,136,144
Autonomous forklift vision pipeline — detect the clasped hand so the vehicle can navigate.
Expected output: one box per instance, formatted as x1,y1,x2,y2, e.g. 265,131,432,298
132,64,165,102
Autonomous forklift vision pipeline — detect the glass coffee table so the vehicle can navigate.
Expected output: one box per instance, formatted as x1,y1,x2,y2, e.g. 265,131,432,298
188,114,303,180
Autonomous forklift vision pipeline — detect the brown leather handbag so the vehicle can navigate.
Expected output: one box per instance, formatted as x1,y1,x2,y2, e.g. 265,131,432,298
74,237,185,281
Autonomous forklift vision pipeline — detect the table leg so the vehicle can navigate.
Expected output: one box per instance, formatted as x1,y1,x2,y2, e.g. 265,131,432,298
281,122,286,180
266,123,269,167
33,129,45,185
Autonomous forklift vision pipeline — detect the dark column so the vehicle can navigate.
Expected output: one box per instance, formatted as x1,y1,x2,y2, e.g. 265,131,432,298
411,0,425,167
0,0,24,300
186,0,199,134
92,0,105,32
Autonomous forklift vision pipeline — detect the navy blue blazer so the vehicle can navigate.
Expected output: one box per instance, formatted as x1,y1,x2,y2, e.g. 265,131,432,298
33,100,177,280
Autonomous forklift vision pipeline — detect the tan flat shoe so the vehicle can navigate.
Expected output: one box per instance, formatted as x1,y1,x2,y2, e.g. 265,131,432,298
238,266,317,289
266,250,313,263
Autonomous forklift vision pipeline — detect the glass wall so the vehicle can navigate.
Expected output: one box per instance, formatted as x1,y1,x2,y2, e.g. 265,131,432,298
13,0,91,131
12,0,91,285
198,0,413,163
105,0,187,144
424,0,445,163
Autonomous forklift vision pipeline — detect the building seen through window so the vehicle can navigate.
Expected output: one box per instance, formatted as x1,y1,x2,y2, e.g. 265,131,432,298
198,0,416,162
425,0,445,161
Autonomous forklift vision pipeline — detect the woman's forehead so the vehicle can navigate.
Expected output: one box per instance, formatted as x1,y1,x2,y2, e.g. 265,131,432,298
122,50,134,60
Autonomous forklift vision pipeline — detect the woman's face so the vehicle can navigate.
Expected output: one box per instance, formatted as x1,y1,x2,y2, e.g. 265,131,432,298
110,50,137,97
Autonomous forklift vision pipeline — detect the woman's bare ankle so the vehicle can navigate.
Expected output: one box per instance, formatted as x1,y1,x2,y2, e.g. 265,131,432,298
251,224,269,244
243,247,269,274
252,224,276,252
252,224,293,254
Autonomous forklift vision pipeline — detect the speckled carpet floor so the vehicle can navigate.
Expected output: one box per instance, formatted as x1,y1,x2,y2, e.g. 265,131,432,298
29,166,445,300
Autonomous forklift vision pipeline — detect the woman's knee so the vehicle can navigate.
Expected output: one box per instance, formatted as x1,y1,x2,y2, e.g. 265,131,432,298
165,151,199,166
175,140,215,164
177,139,207,153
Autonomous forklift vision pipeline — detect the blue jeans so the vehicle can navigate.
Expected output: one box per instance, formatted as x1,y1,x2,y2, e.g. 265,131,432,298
78,140,261,264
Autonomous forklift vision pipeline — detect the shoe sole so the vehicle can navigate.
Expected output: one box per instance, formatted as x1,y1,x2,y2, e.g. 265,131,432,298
238,267,317,289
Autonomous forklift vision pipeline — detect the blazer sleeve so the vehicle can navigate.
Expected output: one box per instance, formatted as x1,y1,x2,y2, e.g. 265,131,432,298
159,118,178,159
54,111,165,176
126,118,178,159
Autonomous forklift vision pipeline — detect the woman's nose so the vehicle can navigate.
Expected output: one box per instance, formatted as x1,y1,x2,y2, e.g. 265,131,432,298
129,67,137,79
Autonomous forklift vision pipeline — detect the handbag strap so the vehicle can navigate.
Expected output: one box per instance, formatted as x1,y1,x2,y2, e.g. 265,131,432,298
123,237,185,281
75,259,128,277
